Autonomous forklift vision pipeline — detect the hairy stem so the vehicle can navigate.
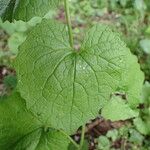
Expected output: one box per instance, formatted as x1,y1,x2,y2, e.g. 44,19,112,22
64,0,74,48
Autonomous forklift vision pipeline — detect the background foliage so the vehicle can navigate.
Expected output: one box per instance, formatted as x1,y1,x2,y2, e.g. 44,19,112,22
0,0,150,149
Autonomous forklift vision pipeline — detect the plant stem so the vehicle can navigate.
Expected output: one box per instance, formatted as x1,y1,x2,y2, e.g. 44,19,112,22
64,0,74,48
59,130,79,148
78,125,86,150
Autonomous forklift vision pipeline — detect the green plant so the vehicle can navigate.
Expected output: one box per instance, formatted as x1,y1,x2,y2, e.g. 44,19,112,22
0,0,59,21
134,82,150,135
97,135,110,150
0,0,145,149
97,126,147,150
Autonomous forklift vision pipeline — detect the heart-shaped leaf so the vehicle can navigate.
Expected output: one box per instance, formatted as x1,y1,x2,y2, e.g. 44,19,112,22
15,19,144,134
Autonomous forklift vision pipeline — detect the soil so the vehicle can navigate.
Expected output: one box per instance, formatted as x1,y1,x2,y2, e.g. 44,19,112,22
72,117,130,150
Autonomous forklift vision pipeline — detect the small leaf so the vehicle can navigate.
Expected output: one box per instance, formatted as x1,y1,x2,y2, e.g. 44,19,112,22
106,129,118,142
15,19,144,134
129,129,144,144
140,39,150,54
134,118,149,135
98,136,110,150
0,0,59,22
102,96,139,121
0,92,70,149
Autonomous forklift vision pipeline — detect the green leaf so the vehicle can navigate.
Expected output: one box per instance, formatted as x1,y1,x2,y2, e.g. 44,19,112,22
129,129,144,144
134,118,149,135
68,140,88,150
98,136,110,150
8,33,26,54
0,92,70,150
15,19,144,134
0,0,15,22
0,0,59,22
106,129,118,142
0,18,41,35
140,39,150,54
101,96,139,121
119,52,144,107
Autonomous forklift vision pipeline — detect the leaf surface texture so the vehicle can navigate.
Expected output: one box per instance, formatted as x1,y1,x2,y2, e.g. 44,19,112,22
0,92,70,150
0,0,59,21
15,19,144,134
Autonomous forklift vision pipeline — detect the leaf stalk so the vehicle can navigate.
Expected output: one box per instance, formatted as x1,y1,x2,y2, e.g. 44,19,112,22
78,125,86,150
64,0,74,48
59,130,79,148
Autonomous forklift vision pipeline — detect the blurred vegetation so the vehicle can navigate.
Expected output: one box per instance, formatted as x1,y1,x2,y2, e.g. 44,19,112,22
0,0,150,149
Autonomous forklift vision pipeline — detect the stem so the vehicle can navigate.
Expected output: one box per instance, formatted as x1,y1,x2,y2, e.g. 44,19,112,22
64,0,74,48
78,125,86,150
59,130,79,148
